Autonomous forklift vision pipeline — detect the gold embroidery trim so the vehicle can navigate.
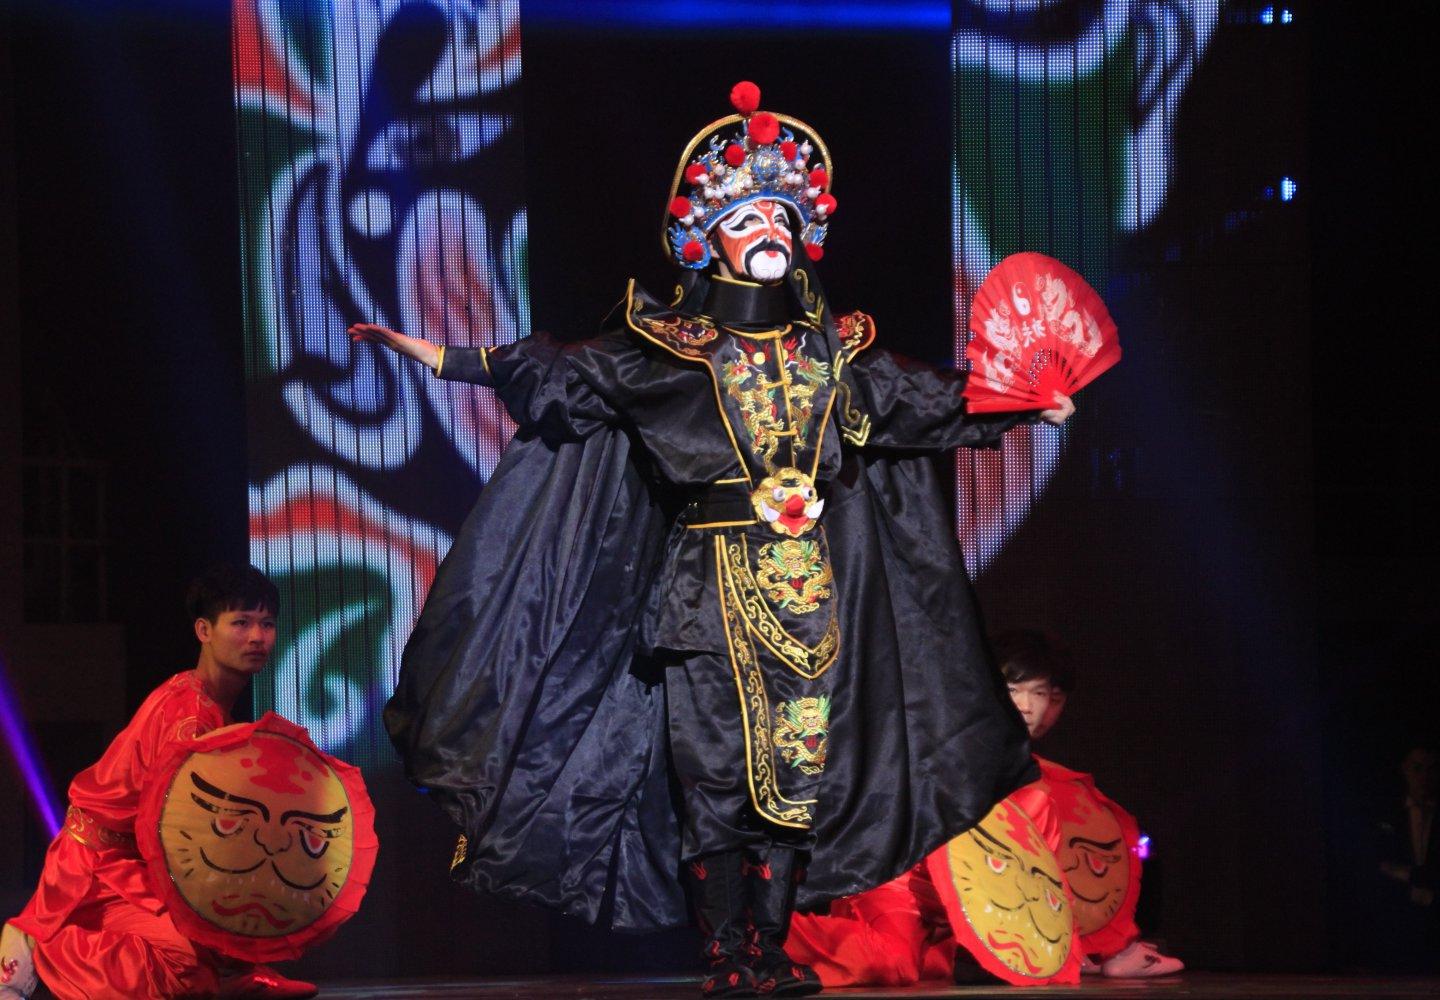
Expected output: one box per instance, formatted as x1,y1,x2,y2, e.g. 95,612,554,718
790,267,826,328
829,341,872,449
451,834,469,872
684,519,759,531
624,279,752,485
722,535,839,680
809,382,839,478
837,311,877,361
722,325,790,341
715,536,815,828
434,344,447,376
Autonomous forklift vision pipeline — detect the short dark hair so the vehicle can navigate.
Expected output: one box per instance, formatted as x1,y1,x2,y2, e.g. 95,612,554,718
994,629,1076,694
186,563,279,622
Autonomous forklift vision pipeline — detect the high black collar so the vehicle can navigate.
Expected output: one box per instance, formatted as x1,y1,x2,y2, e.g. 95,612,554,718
701,274,792,327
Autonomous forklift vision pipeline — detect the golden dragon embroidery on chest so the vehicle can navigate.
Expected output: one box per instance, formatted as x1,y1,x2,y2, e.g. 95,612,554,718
719,331,831,470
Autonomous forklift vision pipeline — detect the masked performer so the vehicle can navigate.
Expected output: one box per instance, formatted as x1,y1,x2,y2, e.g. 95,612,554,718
0,565,317,1000
362,82,1073,998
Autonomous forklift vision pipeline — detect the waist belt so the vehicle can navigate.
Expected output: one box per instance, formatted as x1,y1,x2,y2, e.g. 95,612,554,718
65,804,136,851
680,483,756,530
679,473,830,533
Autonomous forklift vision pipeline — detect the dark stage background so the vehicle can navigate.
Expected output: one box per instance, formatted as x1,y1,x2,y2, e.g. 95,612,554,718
1,0,1433,984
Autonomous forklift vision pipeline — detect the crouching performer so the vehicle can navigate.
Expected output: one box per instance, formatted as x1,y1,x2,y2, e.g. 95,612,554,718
1,565,376,1000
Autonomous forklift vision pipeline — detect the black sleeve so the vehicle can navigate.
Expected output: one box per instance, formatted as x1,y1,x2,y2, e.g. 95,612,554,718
435,328,648,440
846,347,1033,453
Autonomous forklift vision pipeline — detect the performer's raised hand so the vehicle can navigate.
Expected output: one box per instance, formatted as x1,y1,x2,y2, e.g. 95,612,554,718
348,322,442,371
1039,392,1075,426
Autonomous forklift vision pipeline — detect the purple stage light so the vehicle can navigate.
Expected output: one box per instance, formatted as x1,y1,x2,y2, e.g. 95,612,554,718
0,653,63,838
1136,834,1152,861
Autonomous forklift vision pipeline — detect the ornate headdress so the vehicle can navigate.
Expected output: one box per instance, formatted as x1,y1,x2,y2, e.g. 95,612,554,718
663,81,835,270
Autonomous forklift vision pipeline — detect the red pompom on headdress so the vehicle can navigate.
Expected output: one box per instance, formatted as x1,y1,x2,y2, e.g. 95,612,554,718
684,163,709,185
669,196,693,219
781,140,798,162
730,80,761,116
724,143,747,167
748,112,780,146
814,193,837,218
805,243,824,261
807,168,829,189
682,240,706,263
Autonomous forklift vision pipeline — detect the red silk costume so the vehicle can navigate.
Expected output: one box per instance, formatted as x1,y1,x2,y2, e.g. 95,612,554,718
786,782,1063,987
11,671,229,999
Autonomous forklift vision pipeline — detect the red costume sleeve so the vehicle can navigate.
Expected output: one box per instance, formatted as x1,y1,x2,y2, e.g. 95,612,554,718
13,672,228,940
66,672,228,835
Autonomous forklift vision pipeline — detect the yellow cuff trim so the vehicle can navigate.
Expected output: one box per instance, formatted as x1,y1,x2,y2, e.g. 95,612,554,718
433,344,446,376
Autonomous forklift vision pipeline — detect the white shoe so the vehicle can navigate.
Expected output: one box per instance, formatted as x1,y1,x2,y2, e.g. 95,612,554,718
1101,939,1185,978
0,922,38,999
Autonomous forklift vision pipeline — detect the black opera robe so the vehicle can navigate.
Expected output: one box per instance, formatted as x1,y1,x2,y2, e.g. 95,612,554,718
384,278,1038,932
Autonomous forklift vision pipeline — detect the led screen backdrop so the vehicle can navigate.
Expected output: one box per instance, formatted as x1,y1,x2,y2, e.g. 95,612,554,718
951,0,1219,574
233,0,1223,764
234,0,526,763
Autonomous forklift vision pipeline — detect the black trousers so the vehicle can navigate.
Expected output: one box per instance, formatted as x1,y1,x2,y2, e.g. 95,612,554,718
666,650,821,860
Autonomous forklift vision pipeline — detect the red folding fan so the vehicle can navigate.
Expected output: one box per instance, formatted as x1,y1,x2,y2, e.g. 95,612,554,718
963,252,1120,413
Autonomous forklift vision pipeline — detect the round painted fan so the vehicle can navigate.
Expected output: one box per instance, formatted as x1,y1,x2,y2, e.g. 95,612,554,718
963,252,1120,413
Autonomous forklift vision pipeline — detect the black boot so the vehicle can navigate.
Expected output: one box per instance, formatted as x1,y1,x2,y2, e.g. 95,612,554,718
689,852,760,998
952,941,1003,985
742,846,821,996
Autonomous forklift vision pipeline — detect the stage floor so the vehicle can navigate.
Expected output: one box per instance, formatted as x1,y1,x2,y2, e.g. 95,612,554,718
310,973,1440,999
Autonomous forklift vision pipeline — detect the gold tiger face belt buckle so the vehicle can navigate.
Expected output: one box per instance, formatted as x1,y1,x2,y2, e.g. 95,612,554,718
752,467,824,537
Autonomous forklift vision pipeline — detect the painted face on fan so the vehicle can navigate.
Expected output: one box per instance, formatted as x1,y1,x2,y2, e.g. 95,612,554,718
1050,781,1129,934
160,732,353,938
948,799,1071,978
714,199,793,283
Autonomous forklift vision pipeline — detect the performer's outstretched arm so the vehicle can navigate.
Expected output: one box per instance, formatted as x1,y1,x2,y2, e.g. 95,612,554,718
847,347,1073,453
350,322,644,438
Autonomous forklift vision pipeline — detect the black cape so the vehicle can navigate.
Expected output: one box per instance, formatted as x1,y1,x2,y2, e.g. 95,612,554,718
386,284,1037,932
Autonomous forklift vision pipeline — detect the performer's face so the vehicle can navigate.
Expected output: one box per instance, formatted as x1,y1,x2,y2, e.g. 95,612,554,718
714,200,793,283
196,606,277,676
162,732,354,938
1006,677,1065,739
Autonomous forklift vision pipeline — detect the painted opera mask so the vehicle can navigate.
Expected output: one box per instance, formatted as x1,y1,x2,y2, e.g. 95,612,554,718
159,730,356,938
947,799,1072,978
714,199,794,283
1052,780,1131,935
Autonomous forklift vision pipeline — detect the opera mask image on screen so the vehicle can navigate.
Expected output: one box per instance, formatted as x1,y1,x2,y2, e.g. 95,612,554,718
1053,784,1129,933
160,732,354,937
949,799,1071,978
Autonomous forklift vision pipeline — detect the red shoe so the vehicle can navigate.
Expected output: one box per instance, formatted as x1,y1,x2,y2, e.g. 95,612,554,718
217,964,318,998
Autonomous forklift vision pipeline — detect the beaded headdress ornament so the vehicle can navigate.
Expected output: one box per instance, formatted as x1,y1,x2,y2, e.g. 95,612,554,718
663,81,836,270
